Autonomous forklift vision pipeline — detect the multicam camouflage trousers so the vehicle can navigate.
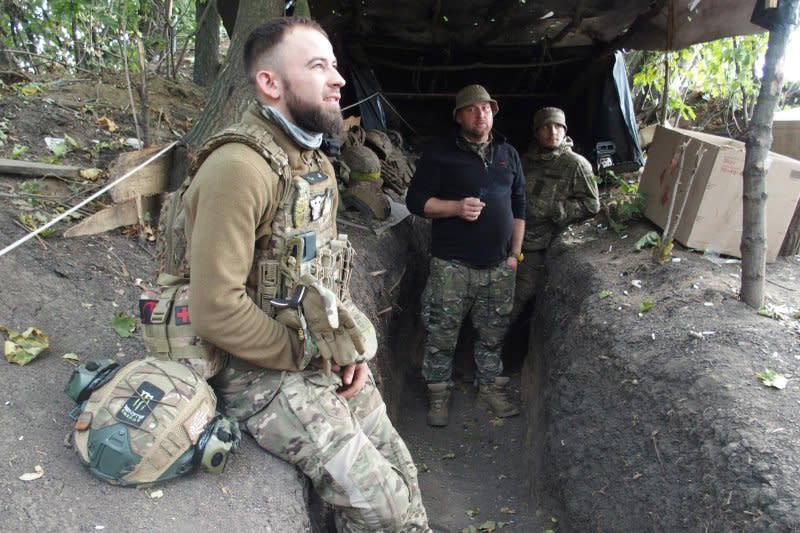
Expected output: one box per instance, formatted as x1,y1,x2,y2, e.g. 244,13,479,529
244,368,430,533
421,257,515,385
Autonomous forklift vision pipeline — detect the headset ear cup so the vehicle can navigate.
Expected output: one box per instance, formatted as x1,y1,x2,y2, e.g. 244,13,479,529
196,415,241,475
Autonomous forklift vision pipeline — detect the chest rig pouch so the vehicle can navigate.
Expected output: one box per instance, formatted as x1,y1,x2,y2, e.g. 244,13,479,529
253,161,355,318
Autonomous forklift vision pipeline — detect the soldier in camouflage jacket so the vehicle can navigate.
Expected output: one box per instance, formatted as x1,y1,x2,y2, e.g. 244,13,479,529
512,107,600,324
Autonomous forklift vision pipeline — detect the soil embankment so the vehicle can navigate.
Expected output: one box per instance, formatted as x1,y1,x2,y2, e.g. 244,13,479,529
523,222,800,531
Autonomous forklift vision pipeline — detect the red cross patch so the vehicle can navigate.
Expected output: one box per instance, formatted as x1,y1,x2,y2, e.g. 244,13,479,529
174,305,191,325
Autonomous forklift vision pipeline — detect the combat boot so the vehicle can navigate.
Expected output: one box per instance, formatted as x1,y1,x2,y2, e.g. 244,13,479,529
426,383,451,427
476,377,520,418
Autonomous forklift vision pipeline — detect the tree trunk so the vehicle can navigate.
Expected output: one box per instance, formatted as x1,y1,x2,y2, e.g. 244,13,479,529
740,0,799,308
193,0,220,86
169,0,283,189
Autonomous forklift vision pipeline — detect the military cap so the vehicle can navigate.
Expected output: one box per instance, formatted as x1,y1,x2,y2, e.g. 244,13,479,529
453,84,499,119
533,107,567,132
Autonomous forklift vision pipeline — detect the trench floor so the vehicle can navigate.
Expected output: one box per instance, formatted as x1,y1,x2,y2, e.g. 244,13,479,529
395,372,549,533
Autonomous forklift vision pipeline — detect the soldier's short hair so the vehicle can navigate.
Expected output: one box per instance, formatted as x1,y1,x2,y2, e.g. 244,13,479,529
243,17,328,82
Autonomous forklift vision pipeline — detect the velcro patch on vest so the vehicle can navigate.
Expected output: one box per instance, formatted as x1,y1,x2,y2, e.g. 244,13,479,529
115,381,165,427
139,299,157,324
174,305,191,325
301,171,326,184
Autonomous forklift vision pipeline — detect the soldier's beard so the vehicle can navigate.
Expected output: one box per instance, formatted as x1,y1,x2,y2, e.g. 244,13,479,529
284,82,343,138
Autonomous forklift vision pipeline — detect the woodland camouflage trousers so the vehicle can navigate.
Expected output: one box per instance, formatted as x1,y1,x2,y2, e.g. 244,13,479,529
420,257,515,385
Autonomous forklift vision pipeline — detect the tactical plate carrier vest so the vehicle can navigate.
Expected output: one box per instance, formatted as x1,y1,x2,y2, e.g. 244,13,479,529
146,120,363,376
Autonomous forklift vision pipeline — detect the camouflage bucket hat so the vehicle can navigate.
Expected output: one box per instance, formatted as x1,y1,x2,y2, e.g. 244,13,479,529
533,107,567,132
452,84,499,119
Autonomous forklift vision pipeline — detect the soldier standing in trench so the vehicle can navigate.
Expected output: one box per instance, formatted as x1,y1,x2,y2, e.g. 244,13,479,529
511,107,600,331
183,17,430,532
406,84,526,427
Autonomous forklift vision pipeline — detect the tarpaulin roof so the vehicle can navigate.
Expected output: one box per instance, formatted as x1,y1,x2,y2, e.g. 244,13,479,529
318,0,764,52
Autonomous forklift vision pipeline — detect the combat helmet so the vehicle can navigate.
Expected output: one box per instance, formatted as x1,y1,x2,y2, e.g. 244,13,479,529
364,129,394,160
340,145,390,221
66,357,240,487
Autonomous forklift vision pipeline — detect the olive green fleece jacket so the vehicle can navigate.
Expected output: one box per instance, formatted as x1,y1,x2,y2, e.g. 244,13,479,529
182,104,335,371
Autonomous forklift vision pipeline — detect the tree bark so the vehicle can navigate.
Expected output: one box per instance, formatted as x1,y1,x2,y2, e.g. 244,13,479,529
193,0,220,86
169,0,283,189
740,0,799,308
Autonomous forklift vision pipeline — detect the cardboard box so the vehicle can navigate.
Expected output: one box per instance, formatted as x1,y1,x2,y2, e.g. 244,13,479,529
771,108,800,161
639,126,800,262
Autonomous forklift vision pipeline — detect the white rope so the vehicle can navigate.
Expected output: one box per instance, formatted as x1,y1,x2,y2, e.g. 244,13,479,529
0,141,178,259
341,92,420,137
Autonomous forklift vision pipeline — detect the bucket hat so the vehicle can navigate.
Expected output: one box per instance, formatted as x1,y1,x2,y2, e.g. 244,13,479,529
453,84,499,119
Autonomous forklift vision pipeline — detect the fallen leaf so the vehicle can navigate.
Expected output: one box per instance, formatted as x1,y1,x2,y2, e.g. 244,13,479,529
757,368,788,390
2,326,49,365
466,506,479,518
478,520,499,531
417,462,429,473
147,489,164,499
489,417,505,427
499,506,516,514
757,307,779,320
441,452,456,460
639,300,655,313
97,116,118,132
599,289,612,299
18,465,44,481
111,312,136,338
62,352,80,362
79,168,104,181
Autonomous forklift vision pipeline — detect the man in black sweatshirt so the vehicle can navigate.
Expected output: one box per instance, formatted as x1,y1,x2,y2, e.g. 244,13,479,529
406,84,526,427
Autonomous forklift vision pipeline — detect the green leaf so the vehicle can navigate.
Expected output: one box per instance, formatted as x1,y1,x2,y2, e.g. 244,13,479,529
2,326,49,366
756,368,787,389
112,312,136,338
757,307,779,319
11,145,29,159
466,506,479,518
639,300,655,313
62,352,80,362
478,520,498,531
599,290,613,299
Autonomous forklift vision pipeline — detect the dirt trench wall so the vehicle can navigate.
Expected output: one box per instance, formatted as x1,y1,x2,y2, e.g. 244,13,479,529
522,231,800,531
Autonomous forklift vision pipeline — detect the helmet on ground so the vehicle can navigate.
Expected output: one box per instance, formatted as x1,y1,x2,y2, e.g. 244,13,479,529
66,357,240,486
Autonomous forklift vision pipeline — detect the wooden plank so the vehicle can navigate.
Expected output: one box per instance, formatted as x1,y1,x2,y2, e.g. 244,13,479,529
0,158,81,178
63,198,138,237
108,145,173,203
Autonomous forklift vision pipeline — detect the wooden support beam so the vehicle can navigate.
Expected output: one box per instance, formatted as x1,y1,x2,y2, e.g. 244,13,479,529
0,159,81,179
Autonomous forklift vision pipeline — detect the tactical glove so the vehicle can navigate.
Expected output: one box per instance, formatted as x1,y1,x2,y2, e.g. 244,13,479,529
298,274,366,372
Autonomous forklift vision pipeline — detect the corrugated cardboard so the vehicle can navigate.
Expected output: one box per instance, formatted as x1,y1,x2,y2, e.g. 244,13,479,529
771,108,800,161
639,126,800,262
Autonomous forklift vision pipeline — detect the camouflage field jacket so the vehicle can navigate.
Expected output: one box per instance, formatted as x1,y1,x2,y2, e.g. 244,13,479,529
521,137,600,251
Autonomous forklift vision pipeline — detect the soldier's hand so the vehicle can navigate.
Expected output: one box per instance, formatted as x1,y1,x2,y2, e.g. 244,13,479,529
458,197,485,221
337,362,369,399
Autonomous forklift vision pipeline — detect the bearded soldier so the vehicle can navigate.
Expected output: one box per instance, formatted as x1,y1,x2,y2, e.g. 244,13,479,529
406,85,526,427
183,17,429,532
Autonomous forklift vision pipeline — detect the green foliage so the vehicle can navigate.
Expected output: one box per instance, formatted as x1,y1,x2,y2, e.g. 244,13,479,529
0,0,199,76
631,34,768,124
10,144,29,159
602,171,645,235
